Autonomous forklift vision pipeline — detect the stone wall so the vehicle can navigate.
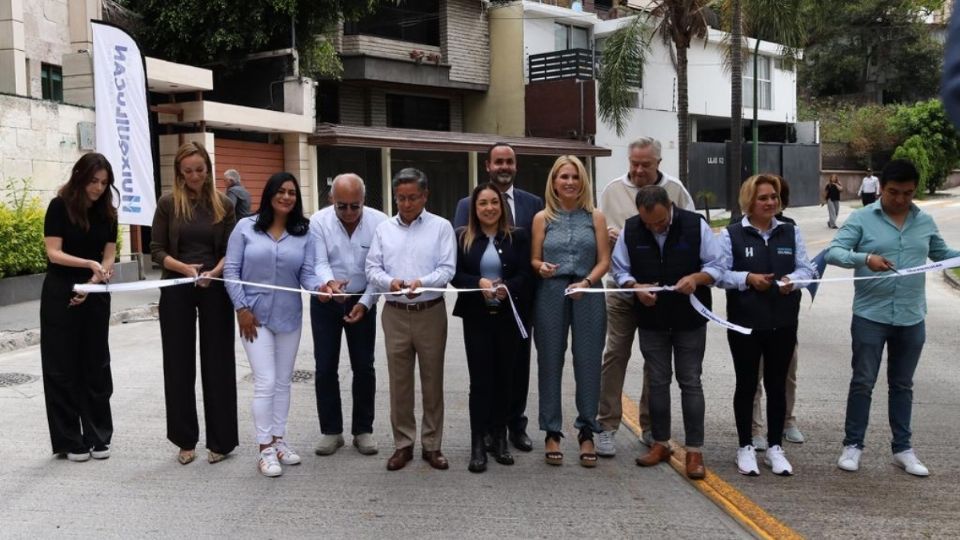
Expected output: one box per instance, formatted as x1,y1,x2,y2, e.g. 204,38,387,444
22,0,72,99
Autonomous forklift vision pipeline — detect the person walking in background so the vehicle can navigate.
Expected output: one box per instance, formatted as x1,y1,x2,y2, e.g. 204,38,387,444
858,169,879,206
224,169,252,219
717,174,817,477
224,172,319,477
823,174,843,229
453,182,532,473
150,141,238,466
531,155,610,468
309,174,387,457
827,159,960,477
40,153,118,462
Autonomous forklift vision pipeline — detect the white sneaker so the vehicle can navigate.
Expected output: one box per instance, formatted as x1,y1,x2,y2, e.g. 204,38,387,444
273,439,301,465
640,431,655,448
258,447,282,477
66,451,91,462
314,434,345,456
91,446,111,460
751,434,768,451
837,445,862,472
736,445,760,476
596,430,616,457
353,433,379,455
783,427,805,444
892,449,930,477
764,445,793,476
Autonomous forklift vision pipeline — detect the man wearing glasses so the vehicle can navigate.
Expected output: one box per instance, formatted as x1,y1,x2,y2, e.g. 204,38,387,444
309,173,388,457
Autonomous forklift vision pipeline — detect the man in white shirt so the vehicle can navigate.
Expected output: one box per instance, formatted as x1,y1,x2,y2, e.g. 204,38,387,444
858,168,880,206
596,136,696,457
366,168,457,471
309,174,387,457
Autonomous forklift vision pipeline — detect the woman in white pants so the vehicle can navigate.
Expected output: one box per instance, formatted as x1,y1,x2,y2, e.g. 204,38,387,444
225,172,319,477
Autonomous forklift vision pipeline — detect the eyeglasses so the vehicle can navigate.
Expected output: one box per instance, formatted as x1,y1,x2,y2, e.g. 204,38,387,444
335,203,362,211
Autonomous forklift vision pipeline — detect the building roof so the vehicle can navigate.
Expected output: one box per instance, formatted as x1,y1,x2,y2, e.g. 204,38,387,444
308,123,612,157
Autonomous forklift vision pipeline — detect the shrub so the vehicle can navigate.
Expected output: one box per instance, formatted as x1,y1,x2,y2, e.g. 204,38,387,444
892,135,933,196
891,99,960,194
0,179,47,278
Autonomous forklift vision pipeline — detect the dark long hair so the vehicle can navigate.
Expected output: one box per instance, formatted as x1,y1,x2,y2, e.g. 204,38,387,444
58,152,119,231
460,182,511,253
253,172,309,236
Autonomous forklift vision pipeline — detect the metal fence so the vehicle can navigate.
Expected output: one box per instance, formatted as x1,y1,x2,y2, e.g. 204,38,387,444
528,49,595,82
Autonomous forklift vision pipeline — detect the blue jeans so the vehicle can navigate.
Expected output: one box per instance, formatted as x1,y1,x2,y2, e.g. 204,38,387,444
310,297,377,436
844,315,925,453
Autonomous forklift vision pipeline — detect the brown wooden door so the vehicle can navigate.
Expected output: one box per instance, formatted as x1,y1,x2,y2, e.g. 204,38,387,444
214,139,285,213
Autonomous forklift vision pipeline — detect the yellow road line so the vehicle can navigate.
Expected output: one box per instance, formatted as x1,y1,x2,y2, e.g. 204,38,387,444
620,394,803,540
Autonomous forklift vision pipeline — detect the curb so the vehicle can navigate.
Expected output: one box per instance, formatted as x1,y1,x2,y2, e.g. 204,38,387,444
0,303,158,354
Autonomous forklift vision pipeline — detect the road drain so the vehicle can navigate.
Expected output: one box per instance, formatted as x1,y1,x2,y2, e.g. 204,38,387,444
0,373,39,387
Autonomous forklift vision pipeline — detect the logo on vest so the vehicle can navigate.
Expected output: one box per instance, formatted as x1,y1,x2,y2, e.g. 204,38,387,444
745,247,754,257
776,247,794,256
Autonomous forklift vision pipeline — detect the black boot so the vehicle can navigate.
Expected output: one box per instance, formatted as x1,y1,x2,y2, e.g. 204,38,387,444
490,429,515,465
468,435,487,473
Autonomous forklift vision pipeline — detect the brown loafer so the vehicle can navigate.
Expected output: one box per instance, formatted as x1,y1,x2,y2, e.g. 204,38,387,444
686,451,706,479
421,450,449,470
635,442,671,467
386,447,413,471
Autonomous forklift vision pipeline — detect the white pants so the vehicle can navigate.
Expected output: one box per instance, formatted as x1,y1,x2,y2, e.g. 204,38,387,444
242,325,302,445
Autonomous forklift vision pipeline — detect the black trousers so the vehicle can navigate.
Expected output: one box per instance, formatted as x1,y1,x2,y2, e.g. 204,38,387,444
861,193,877,206
728,326,797,448
462,309,519,437
40,272,113,454
159,281,238,454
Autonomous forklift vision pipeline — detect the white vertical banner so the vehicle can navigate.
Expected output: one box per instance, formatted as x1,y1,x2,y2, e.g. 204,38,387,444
92,21,156,226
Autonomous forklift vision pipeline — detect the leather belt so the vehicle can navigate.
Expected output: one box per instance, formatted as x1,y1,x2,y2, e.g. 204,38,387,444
385,297,444,312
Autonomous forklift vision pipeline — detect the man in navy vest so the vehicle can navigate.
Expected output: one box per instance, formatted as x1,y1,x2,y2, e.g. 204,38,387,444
610,185,724,479
453,142,544,452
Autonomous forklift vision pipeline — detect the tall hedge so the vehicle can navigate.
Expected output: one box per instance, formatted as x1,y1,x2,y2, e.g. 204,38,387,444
0,181,46,278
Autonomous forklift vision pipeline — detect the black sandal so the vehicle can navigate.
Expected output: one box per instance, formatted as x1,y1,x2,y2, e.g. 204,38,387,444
544,432,563,466
578,429,598,468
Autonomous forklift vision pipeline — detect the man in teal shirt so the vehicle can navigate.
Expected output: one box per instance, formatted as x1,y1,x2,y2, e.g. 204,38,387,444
826,159,960,477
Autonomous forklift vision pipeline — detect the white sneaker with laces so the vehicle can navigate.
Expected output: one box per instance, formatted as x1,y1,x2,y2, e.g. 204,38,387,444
837,445,862,472
783,427,805,444
273,439,301,465
892,449,929,477
764,445,793,476
751,434,768,451
353,433,379,455
258,447,282,477
596,430,616,457
736,445,760,476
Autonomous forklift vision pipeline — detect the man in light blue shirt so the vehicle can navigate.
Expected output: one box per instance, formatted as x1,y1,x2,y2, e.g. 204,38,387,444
366,168,457,471
827,159,960,477
309,174,387,457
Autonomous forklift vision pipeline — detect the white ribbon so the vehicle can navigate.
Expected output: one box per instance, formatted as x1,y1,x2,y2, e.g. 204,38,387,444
776,255,960,286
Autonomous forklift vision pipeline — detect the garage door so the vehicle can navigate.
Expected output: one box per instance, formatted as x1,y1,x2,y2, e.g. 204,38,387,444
214,139,285,213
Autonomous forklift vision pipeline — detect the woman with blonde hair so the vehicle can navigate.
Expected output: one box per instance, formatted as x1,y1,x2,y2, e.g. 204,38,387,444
717,174,816,477
530,155,610,468
150,141,238,465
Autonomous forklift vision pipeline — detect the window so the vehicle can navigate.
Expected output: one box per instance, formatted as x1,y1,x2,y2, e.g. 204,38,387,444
386,94,450,131
743,55,772,110
554,23,589,51
41,63,63,102
344,0,440,46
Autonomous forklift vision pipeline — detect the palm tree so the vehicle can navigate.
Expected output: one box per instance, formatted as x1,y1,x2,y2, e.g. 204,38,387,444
598,0,711,186
729,0,743,218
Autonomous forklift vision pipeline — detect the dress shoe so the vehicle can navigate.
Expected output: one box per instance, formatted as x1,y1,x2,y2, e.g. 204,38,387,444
468,436,487,473
422,450,449,470
490,433,515,465
635,442,671,467
509,430,533,452
686,451,706,479
386,447,413,471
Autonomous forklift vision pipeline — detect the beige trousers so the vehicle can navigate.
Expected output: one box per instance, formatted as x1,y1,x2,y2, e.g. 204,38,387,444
597,288,651,432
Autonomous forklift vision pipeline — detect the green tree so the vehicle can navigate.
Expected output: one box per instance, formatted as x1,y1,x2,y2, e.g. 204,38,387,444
799,0,942,103
598,0,711,185
115,0,383,78
891,99,960,194
892,135,933,195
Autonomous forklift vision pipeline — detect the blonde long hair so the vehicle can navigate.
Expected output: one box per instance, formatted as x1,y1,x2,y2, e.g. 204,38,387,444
543,155,594,222
172,141,226,223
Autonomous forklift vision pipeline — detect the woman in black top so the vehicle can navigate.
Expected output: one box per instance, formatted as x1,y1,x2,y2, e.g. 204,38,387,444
823,174,843,229
41,152,118,462
452,183,532,473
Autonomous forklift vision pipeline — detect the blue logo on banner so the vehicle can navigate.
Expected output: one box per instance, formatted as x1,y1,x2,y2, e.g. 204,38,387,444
122,194,141,213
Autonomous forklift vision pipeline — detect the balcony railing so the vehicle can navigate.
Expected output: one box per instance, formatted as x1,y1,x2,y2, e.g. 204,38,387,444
528,49,595,82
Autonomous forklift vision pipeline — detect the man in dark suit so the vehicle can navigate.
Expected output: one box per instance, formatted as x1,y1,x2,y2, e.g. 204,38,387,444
453,142,544,452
